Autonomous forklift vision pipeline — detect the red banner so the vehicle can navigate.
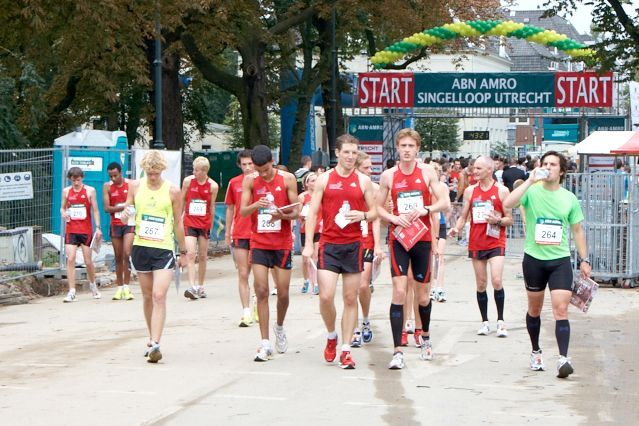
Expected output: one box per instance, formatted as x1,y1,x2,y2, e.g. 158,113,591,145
358,73,414,107
554,72,613,107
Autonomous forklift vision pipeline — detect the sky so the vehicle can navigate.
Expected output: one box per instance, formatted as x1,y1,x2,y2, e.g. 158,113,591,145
505,0,594,35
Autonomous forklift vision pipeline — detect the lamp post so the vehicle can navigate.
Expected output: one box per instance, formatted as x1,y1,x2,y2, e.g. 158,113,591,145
153,3,165,149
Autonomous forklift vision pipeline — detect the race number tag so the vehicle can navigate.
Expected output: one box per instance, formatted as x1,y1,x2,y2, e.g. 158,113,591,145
472,200,493,224
69,204,87,220
361,220,368,236
114,203,125,220
535,218,563,245
189,199,207,216
397,190,423,214
258,208,281,232
300,204,310,218
140,214,166,241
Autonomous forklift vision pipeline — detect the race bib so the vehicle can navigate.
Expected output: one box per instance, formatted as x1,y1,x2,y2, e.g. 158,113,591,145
472,200,493,224
361,220,368,236
534,218,563,245
114,203,125,220
300,204,310,218
140,214,166,241
257,208,281,232
69,204,87,220
397,190,423,214
189,199,207,217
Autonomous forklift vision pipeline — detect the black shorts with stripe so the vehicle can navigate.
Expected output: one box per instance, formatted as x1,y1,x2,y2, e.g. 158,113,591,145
111,224,134,239
250,248,292,269
389,240,431,283
66,232,92,247
468,247,505,260
318,241,363,274
130,246,176,272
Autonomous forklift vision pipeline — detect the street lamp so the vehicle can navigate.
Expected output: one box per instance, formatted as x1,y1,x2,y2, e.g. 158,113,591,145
153,2,165,149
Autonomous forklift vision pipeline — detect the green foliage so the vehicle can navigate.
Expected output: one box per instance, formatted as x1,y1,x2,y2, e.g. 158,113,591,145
223,98,280,149
490,141,514,159
414,116,461,154
0,71,26,148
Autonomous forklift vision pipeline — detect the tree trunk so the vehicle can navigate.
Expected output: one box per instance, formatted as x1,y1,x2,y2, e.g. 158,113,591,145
238,39,270,148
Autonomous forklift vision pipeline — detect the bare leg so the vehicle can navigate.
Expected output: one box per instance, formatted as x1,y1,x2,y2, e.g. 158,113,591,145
185,235,198,287
341,272,361,345
112,237,124,286
252,264,271,339
318,270,339,333
197,235,208,286
272,267,291,326
65,244,78,290
234,248,251,309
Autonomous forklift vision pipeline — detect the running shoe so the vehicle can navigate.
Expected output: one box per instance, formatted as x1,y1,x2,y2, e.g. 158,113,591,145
405,320,415,334
89,283,101,299
273,324,288,354
556,356,574,378
350,330,362,348
239,316,252,327
369,283,375,294
419,338,433,361
324,337,337,362
254,345,273,362
477,321,491,336
414,329,422,348
301,280,309,294
362,322,373,343
429,288,436,300
112,287,123,300
63,291,76,303
312,284,319,295
271,287,278,296
496,320,508,338
530,349,545,371
388,351,405,370
400,331,408,346
184,287,199,300
146,344,162,363
197,287,207,298
339,351,356,369
436,288,447,302
122,287,135,300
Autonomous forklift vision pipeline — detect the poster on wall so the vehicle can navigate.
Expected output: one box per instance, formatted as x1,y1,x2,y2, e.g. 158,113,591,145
133,150,182,187
348,116,385,182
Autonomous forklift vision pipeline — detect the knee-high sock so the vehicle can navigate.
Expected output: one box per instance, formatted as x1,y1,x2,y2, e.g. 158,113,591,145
555,319,570,357
418,303,432,336
477,291,488,322
526,313,541,351
390,304,404,348
494,288,505,321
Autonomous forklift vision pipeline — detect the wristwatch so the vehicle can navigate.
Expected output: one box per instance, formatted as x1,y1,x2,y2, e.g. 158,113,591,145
579,257,591,265
423,206,431,216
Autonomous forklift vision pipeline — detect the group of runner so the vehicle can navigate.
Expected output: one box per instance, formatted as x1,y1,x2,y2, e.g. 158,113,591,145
59,130,590,378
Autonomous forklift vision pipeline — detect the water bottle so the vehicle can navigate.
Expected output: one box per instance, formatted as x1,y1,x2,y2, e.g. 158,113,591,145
340,200,351,214
127,206,136,226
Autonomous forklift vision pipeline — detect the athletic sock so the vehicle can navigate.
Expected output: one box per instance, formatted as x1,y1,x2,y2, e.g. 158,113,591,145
341,344,350,353
123,284,129,290
555,319,570,357
390,303,404,348
418,303,432,333
243,307,251,318
494,288,505,321
526,313,541,352
363,316,369,324
327,331,337,340
476,291,489,322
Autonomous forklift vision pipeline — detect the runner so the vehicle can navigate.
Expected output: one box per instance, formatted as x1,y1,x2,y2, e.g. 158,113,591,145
225,150,257,327
181,156,219,300
240,145,299,362
504,151,591,378
298,172,321,295
376,128,449,370
302,134,377,369
122,150,187,363
61,167,102,302
350,151,383,347
449,156,513,337
103,162,134,301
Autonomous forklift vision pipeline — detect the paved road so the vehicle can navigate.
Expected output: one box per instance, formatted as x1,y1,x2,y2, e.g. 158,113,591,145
1,245,637,425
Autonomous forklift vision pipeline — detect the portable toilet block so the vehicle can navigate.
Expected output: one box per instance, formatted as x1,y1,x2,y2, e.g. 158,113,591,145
53,130,129,242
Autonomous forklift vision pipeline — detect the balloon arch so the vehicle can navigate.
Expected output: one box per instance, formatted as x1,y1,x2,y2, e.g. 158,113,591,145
370,20,593,69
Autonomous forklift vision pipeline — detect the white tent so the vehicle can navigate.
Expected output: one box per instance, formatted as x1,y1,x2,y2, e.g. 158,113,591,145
573,131,638,155
54,129,126,147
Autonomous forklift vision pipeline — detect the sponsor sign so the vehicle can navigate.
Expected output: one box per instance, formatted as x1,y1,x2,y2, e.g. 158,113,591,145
0,171,33,201
358,72,613,108
68,157,103,172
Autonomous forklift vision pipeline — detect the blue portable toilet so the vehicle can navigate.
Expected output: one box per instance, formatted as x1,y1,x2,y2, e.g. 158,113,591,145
52,130,129,242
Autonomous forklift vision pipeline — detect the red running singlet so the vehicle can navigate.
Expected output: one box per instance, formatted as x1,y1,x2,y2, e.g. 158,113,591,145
66,186,92,235
468,182,506,251
108,180,129,226
183,177,213,230
225,174,252,240
320,169,366,244
250,170,292,250
389,164,432,242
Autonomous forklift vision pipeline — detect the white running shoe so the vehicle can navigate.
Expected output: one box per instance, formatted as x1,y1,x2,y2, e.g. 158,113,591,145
254,345,273,362
496,320,508,338
477,321,491,336
388,352,405,370
405,320,415,334
89,283,101,299
556,356,574,378
273,324,288,354
436,288,447,302
271,288,278,296
530,349,545,371
419,338,433,361
63,291,76,303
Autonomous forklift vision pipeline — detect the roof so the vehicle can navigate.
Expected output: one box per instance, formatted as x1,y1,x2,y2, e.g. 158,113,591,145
54,130,127,147
574,131,639,155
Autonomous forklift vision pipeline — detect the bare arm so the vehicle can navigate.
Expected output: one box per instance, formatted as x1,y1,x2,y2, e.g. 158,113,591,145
209,179,219,233
180,177,191,215
504,168,542,209
102,182,121,214
487,185,514,227
60,188,69,219
89,187,101,231
375,169,395,224
347,173,377,223
171,186,186,253
224,204,234,245
240,175,266,217
302,174,326,256
449,186,473,236
571,222,591,279
274,173,300,220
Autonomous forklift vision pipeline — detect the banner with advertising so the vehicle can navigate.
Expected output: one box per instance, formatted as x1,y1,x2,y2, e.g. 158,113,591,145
348,116,384,182
357,72,613,108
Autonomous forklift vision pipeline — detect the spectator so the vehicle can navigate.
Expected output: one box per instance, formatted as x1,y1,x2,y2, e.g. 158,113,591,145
502,158,526,192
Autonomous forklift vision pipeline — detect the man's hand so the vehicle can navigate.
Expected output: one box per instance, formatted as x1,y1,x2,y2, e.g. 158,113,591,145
393,214,412,228
580,261,592,279
302,244,313,259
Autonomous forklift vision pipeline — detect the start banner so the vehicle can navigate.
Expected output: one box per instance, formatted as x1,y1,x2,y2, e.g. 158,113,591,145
357,72,613,108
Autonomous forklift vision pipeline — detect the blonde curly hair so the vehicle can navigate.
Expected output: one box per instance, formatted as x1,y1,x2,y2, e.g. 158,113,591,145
140,150,167,173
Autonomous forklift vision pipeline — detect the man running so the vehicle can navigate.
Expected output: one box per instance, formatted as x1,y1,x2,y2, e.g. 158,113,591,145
504,151,591,379
122,150,187,363
376,129,449,370
61,167,102,302
303,134,377,370
225,150,256,327
181,156,219,300
103,162,135,301
449,156,513,337
240,145,299,362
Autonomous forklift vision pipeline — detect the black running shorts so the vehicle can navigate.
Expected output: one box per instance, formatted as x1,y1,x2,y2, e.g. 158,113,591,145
130,246,176,272
232,239,250,250
186,226,210,239
111,224,134,239
389,240,431,283
522,253,573,292
318,241,363,274
363,248,374,263
468,247,505,260
66,232,91,247
300,232,320,247
250,248,292,269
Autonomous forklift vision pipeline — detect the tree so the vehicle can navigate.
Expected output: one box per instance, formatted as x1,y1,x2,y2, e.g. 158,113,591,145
223,97,281,149
414,116,461,155
544,0,639,74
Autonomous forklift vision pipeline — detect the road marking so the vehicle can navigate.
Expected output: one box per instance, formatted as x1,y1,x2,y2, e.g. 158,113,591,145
215,394,287,401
